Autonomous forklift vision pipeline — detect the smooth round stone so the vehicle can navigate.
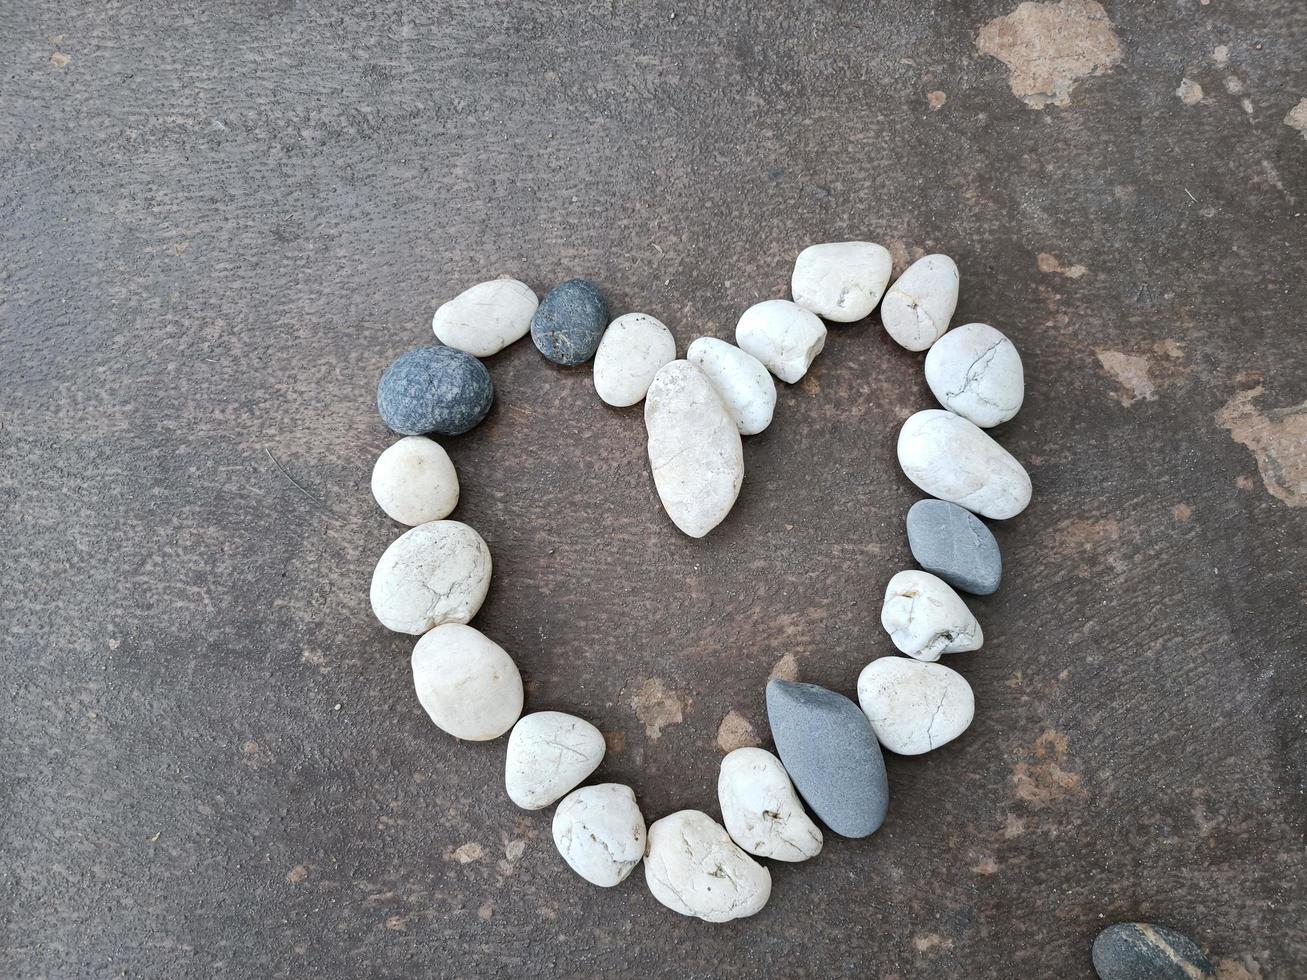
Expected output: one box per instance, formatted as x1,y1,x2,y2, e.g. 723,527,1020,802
897,409,1032,520
880,569,983,661
531,278,609,366
790,241,893,322
644,360,743,538
906,499,1002,595
370,437,459,526
924,322,1024,427
411,624,522,741
765,680,888,838
735,299,827,384
377,345,494,437
643,810,771,922
686,337,777,435
592,312,676,407
431,278,538,357
856,657,974,755
1092,923,1215,980
369,520,491,635
881,254,959,351
717,747,823,861
504,711,605,810
552,784,647,887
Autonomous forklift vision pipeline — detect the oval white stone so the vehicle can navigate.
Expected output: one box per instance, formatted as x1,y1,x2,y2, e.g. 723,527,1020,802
643,810,771,922
735,299,827,384
857,657,975,754
791,241,893,322
717,747,823,862
880,569,983,661
370,436,460,526
644,361,744,538
592,312,677,407
504,711,605,810
411,623,523,740
897,409,1031,520
432,278,538,357
369,520,492,634
881,254,959,351
924,322,1024,428
686,337,777,435
553,783,647,887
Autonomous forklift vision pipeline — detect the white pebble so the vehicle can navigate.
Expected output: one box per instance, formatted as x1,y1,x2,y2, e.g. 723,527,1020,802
686,337,777,435
881,254,959,351
791,241,893,322
411,623,522,740
857,657,975,754
643,810,771,922
369,520,491,634
735,299,827,383
897,409,1032,519
504,711,605,810
880,569,983,661
592,312,677,407
370,436,459,526
924,322,1024,428
432,278,538,357
717,747,823,861
553,783,646,887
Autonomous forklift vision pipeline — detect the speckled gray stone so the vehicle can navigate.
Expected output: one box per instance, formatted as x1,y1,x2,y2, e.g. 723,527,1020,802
531,279,609,366
905,498,1002,595
765,679,888,839
377,346,494,436
1092,923,1215,980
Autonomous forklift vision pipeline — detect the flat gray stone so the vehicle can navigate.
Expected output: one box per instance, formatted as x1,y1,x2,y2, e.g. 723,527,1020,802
1092,923,1215,980
765,680,888,838
905,498,1002,595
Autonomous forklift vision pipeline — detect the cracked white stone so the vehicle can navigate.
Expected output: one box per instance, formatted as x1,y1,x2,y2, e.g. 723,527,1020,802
880,569,983,662
717,747,823,862
643,810,771,922
881,254,959,351
857,657,974,755
370,520,492,634
411,623,522,740
645,360,744,538
552,783,646,887
370,436,460,526
592,312,677,407
735,299,827,384
897,409,1032,520
790,241,893,322
686,337,776,435
432,278,538,357
504,711,605,810
924,322,1024,428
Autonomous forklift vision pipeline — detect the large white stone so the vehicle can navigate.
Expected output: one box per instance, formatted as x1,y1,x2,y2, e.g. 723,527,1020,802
592,312,677,407
369,520,492,634
735,299,827,383
790,241,893,322
924,322,1024,428
644,360,744,538
553,783,647,887
370,436,460,526
504,711,605,810
411,623,522,740
881,254,959,351
432,278,538,357
717,747,823,862
897,409,1031,520
857,657,975,754
686,337,776,435
643,810,771,922
880,569,983,662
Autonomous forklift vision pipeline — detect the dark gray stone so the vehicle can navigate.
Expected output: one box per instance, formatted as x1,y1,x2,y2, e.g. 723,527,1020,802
1092,923,1215,980
906,498,1002,595
530,279,609,366
376,345,494,436
765,679,888,838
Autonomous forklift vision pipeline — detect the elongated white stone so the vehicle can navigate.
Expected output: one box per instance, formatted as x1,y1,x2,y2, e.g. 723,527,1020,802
592,312,677,407
553,783,646,887
643,810,771,922
880,569,983,661
857,657,975,754
432,278,538,357
735,299,827,384
791,241,893,322
371,436,460,526
897,409,1031,520
881,254,959,351
924,322,1024,427
504,711,605,810
717,747,823,861
370,520,492,634
686,337,776,435
411,623,523,740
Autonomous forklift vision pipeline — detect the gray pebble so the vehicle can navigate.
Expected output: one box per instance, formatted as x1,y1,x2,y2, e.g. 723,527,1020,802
531,279,609,366
377,346,493,436
1092,923,1215,980
765,679,888,838
905,498,1002,595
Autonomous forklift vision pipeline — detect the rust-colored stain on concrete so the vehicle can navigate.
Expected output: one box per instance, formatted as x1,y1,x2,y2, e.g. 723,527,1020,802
1217,386,1307,507
716,709,760,752
1011,729,1086,808
1097,350,1157,405
630,677,684,739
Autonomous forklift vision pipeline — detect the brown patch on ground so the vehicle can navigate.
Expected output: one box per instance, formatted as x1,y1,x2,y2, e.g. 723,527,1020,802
1215,955,1263,979
973,855,1000,875
716,710,761,752
1037,252,1087,278
630,677,684,739
1002,813,1026,838
1052,517,1120,554
927,90,947,110
976,0,1123,109
913,933,954,953
603,730,626,754
1097,350,1156,404
769,653,800,682
450,842,484,864
1176,78,1204,105
477,901,495,922
886,240,926,278
1172,503,1193,522
1216,386,1307,507
286,865,309,884
1011,729,1086,808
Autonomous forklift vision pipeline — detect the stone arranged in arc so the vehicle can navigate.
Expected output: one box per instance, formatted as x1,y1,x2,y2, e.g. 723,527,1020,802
371,436,460,527
857,657,975,755
552,783,647,887
377,345,494,436
370,520,492,635
1091,923,1215,980
592,312,677,407
897,409,1032,520
880,569,983,661
906,498,1003,595
924,321,1024,428
881,253,959,351
432,277,538,357
411,623,523,741
791,240,893,322
504,711,606,810
718,746,823,861
643,810,772,922
687,336,777,435
531,278,609,366
735,299,827,383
